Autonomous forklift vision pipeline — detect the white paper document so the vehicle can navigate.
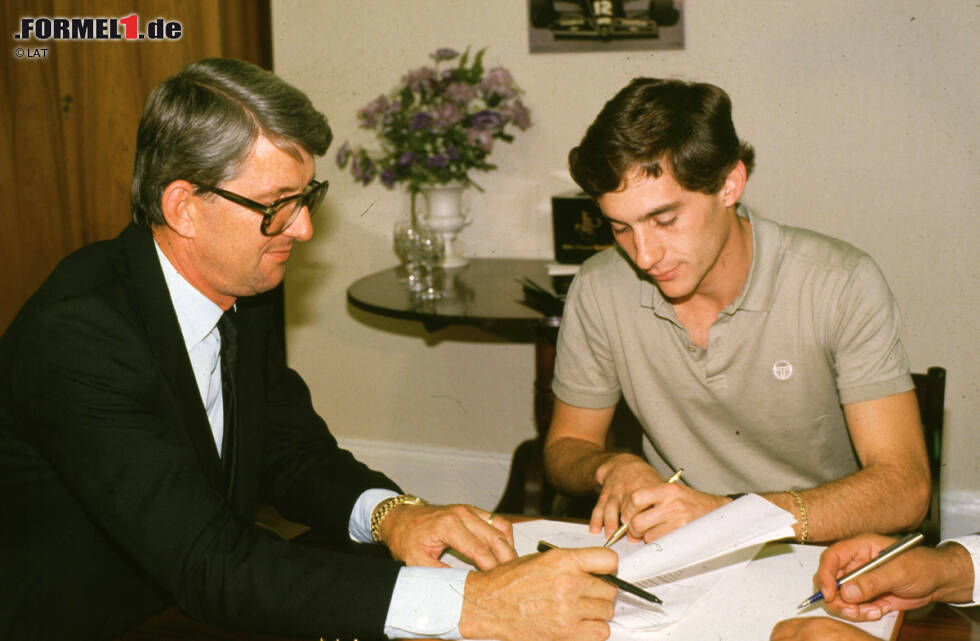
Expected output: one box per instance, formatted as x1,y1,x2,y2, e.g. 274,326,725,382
506,494,797,631
443,494,899,640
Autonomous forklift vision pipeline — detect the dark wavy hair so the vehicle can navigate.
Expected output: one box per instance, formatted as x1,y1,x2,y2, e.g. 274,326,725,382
569,77,754,197
131,58,332,227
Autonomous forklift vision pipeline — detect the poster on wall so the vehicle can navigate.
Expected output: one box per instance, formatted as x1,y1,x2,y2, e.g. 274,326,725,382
529,0,684,53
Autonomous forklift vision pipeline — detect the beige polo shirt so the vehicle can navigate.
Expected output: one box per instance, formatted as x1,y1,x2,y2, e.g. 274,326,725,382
552,205,913,495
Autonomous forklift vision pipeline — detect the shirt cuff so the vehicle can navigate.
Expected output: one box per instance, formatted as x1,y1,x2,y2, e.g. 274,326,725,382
384,566,470,639
349,488,399,543
941,534,980,606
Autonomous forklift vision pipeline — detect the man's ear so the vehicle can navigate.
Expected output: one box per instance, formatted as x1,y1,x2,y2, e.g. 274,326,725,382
720,160,747,207
160,180,199,238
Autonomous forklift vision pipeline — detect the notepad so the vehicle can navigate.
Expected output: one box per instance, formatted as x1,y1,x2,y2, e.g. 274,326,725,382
443,495,899,640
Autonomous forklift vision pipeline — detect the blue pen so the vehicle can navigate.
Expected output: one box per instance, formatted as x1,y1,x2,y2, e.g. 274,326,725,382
797,532,924,609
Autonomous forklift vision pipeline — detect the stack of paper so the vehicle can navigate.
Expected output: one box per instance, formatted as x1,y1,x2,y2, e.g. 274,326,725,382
509,494,796,631
444,494,900,640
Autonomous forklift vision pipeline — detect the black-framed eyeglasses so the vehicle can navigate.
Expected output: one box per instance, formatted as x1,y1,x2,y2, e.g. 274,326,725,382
195,178,329,236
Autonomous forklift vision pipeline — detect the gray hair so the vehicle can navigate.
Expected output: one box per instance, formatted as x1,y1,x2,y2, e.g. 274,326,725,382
131,58,332,227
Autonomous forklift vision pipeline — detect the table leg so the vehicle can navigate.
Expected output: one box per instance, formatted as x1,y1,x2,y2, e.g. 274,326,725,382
494,323,559,515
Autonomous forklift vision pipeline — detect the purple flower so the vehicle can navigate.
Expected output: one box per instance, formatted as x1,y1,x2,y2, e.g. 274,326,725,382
380,168,398,188
446,145,460,161
466,128,494,152
501,99,532,130
430,48,459,62
360,163,376,185
410,113,433,131
357,94,389,129
351,152,376,185
444,82,478,104
402,67,436,92
481,67,516,100
433,102,463,130
470,109,504,131
397,151,419,168
382,99,401,126
426,154,449,168
335,141,352,168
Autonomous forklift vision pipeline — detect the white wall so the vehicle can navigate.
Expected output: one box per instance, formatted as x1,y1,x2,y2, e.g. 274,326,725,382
272,1,979,535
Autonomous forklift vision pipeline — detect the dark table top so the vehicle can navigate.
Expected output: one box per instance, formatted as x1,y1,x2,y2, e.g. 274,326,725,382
346,258,562,332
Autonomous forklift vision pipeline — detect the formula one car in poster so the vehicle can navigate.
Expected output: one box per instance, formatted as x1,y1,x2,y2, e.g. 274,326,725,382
530,0,680,40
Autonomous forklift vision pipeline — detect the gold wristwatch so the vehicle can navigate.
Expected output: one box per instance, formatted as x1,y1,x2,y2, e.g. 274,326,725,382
370,494,427,543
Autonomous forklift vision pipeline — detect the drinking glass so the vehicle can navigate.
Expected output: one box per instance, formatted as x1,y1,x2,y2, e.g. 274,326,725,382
414,224,446,300
393,220,424,292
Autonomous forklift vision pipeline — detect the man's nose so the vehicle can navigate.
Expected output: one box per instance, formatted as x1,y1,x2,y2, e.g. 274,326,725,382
283,205,314,241
632,229,664,271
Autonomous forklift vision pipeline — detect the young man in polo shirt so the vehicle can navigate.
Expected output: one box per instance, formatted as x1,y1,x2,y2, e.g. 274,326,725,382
543,77,930,545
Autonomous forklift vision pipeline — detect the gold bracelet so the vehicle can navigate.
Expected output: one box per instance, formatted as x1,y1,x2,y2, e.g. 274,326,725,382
786,489,809,544
370,494,427,543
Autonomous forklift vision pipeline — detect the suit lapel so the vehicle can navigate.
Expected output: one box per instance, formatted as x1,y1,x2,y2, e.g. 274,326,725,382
120,225,226,494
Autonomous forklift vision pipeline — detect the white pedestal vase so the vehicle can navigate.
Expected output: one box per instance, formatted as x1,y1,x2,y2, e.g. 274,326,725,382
421,183,471,269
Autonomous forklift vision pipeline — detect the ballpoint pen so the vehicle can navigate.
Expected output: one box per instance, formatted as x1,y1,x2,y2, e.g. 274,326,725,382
602,467,684,548
796,532,925,609
537,540,663,605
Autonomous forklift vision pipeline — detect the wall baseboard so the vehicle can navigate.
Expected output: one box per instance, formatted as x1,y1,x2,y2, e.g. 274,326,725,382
942,490,980,539
337,437,514,511
338,437,980,539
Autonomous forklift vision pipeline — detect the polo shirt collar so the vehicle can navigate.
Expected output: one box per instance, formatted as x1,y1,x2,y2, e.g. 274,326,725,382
732,204,778,313
641,203,778,315
154,240,224,350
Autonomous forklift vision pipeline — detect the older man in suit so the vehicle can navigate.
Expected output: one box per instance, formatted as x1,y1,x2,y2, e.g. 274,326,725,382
0,58,617,641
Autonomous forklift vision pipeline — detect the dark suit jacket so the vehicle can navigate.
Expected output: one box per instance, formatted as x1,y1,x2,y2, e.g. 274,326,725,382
0,224,403,640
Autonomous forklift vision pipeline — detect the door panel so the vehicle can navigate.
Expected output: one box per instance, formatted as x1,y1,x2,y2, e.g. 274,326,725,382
1,0,270,330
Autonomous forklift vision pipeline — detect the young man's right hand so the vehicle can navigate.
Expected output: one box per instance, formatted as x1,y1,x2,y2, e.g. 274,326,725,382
592,453,728,543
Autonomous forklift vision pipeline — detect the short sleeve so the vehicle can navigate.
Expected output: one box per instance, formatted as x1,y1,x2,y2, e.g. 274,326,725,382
830,255,913,404
552,265,622,409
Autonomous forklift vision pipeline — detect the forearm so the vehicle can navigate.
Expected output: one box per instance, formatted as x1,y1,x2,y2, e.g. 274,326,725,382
543,436,626,494
761,463,929,543
543,436,612,493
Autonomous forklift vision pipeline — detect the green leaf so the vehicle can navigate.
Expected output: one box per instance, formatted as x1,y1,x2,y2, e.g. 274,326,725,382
471,48,486,81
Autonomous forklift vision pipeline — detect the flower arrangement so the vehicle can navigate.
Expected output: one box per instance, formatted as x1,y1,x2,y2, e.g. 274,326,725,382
336,47,532,195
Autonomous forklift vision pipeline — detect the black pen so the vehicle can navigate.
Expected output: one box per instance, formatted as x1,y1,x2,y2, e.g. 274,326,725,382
537,540,663,605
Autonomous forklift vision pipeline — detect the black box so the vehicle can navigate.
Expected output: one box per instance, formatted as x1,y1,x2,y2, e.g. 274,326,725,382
552,190,614,264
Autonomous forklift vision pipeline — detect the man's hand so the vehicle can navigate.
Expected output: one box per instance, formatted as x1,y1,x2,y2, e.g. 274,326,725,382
812,533,975,620
770,617,876,641
459,547,618,641
591,454,728,542
379,503,516,571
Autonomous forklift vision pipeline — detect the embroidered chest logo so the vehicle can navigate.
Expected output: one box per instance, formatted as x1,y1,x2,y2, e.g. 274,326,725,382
772,360,793,381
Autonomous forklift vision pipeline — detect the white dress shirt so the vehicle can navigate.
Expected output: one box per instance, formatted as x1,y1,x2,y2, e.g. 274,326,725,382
155,242,225,452
155,243,469,638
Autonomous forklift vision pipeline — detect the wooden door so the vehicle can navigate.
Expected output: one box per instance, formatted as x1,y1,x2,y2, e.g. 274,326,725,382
1,0,271,331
